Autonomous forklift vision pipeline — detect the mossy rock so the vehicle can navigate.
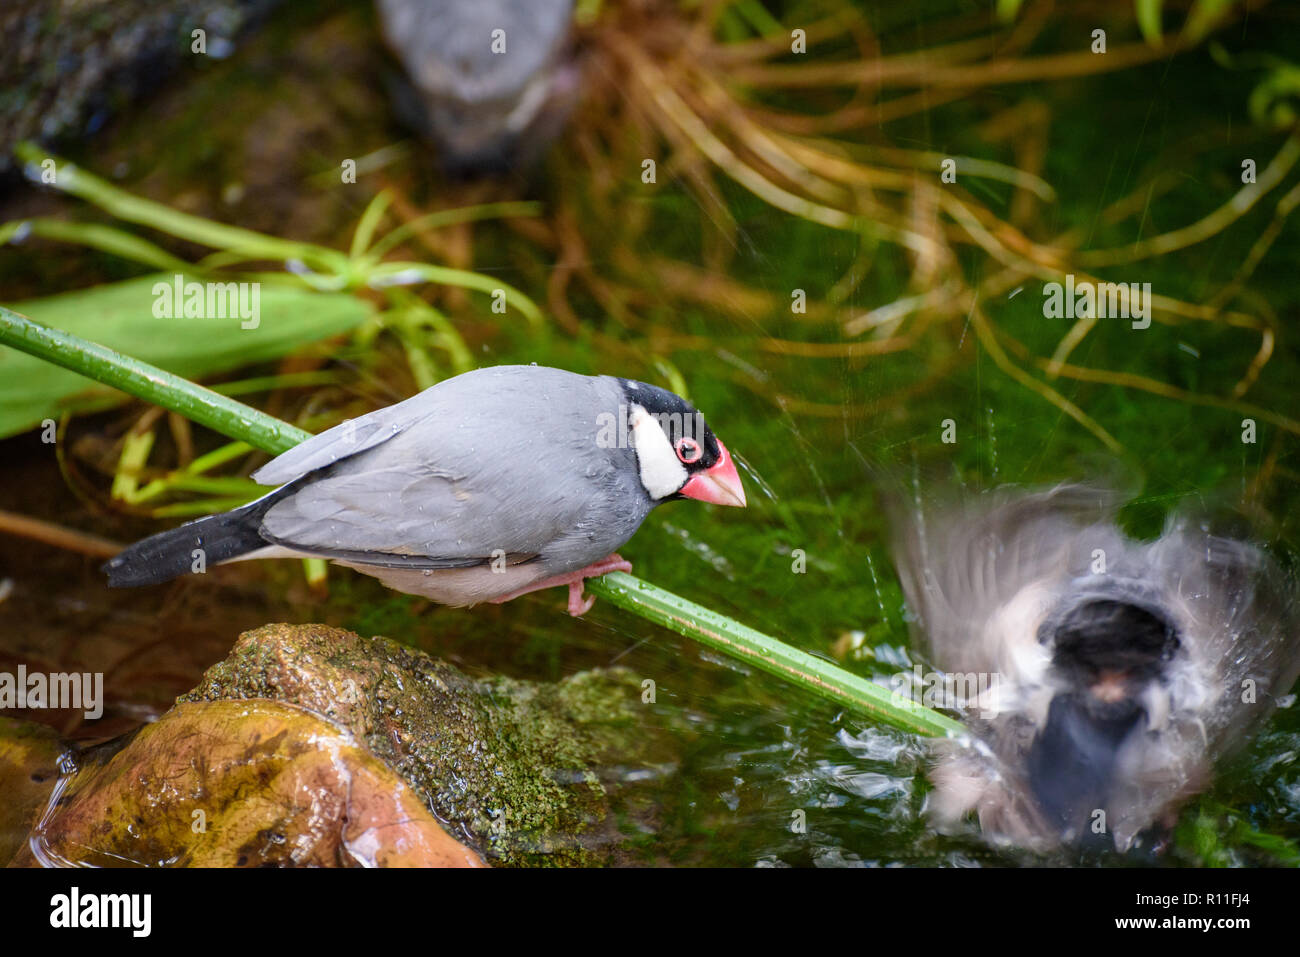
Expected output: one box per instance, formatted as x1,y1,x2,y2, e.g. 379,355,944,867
180,622,676,865
0,718,68,864
7,699,484,867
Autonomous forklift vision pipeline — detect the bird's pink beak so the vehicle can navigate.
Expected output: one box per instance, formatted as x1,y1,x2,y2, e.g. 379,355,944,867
679,440,747,507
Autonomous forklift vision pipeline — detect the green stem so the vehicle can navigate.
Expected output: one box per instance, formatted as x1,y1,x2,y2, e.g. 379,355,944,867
587,572,964,737
0,306,964,737
14,142,348,276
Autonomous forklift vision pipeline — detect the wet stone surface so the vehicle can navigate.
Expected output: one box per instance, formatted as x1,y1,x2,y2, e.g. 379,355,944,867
178,622,679,865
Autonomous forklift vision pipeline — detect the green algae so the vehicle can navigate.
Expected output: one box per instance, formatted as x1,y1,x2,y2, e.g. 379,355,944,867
179,622,677,865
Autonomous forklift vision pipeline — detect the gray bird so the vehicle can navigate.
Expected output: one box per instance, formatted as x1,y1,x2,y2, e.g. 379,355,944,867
376,0,581,173
104,365,746,615
886,483,1300,852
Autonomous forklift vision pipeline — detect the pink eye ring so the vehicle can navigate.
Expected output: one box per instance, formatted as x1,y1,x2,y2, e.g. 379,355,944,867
675,437,702,464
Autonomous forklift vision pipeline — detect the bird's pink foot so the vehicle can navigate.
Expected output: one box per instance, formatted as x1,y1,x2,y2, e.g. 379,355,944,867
489,554,633,617
566,582,597,618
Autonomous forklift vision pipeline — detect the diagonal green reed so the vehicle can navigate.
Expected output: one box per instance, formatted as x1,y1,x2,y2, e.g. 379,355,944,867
0,304,965,737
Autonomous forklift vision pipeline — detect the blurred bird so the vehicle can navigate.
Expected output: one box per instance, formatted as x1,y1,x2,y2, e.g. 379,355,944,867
103,365,745,616
886,483,1300,852
376,0,580,173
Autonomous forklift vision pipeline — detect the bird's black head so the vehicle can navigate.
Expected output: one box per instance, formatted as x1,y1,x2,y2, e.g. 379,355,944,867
620,379,721,468
1048,597,1180,702
616,379,746,508
1028,596,1181,838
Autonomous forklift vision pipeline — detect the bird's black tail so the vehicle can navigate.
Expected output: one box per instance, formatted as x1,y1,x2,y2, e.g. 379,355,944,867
103,487,289,587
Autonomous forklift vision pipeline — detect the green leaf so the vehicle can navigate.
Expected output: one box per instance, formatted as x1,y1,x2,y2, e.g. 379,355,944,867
1136,0,1164,47
1249,62,1300,130
0,275,373,438
1184,0,1237,43
996,0,1026,23
729,0,782,37
14,143,349,278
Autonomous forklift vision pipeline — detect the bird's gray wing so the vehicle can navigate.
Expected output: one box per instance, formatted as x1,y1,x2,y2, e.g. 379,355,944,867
252,397,435,487
1100,512,1300,847
256,367,636,569
1140,514,1300,747
888,483,1125,677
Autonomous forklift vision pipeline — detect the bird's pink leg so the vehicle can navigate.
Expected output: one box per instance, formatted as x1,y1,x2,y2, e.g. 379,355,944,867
488,554,633,617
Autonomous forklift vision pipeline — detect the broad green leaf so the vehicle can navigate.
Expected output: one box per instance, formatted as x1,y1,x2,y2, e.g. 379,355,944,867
0,274,373,438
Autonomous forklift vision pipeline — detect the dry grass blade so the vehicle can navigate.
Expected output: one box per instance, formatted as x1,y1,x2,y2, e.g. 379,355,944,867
542,1,1293,453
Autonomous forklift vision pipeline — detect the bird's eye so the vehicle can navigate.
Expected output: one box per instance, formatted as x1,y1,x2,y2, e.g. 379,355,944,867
675,437,702,464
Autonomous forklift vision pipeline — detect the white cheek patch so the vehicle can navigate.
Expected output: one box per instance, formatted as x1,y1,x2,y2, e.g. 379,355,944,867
629,404,688,500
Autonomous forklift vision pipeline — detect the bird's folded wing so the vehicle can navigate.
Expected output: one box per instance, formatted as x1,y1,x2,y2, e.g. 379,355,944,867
250,366,621,567
251,399,430,486
258,446,594,568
